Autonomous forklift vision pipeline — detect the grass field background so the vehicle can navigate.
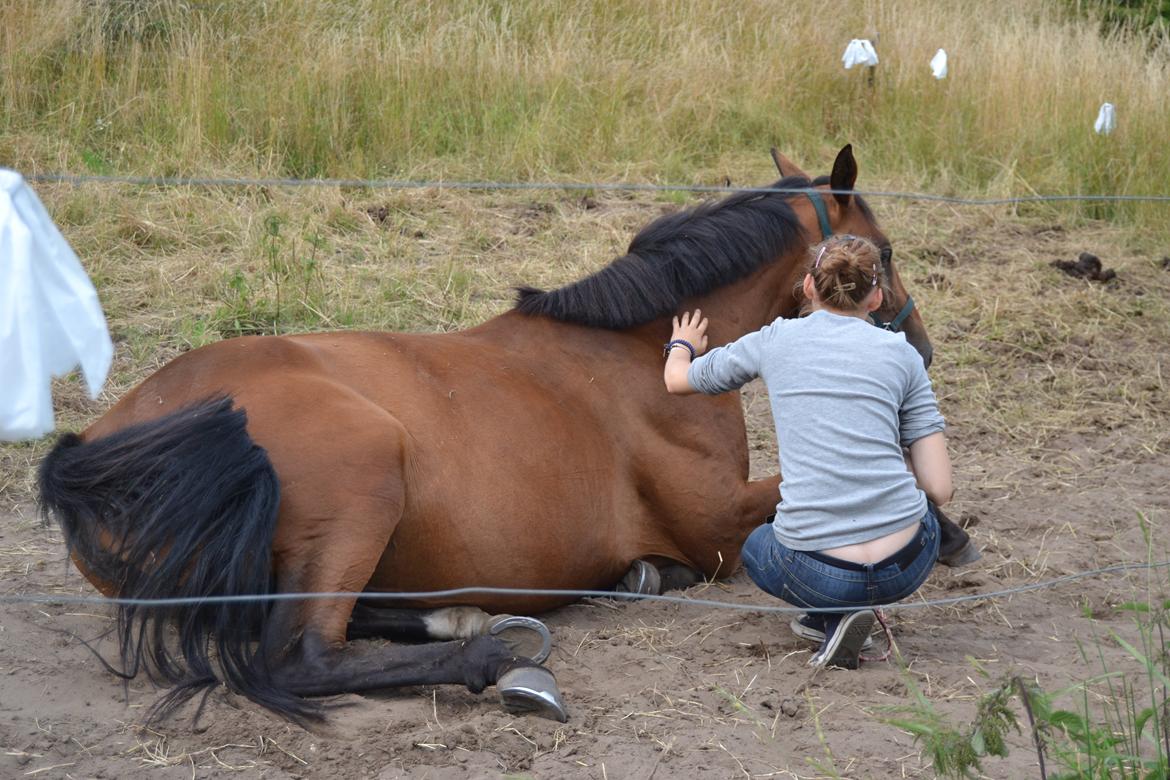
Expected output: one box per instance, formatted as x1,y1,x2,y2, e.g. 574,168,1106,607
2,0,1168,232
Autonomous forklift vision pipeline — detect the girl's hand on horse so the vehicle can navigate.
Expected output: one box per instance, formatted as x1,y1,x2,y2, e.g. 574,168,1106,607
671,309,709,357
663,309,708,395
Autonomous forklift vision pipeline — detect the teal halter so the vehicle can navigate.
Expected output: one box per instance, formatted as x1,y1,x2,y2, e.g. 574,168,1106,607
802,189,915,334
803,189,834,242
870,291,916,333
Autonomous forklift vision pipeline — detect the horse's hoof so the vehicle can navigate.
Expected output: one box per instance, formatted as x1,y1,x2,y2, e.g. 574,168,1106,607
489,615,553,664
613,559,661,596
938,540,982,568
497,666,569,723
658,563,704,592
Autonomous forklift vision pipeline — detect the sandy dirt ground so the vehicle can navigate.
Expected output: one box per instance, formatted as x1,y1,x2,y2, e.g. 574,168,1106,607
3,409,1167,779
1,215,1168,779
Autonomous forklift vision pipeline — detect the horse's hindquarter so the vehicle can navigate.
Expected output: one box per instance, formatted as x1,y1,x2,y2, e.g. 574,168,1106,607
85,321,766,602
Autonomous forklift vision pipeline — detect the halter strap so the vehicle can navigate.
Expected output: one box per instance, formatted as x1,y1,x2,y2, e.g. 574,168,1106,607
803,190,833,240
804,188,917,334
870,294,916,332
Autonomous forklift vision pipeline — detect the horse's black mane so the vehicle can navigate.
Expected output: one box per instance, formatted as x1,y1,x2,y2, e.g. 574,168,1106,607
513,175,821,330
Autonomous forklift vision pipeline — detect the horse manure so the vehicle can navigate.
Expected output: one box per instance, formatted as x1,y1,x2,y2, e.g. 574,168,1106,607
1161,255,1170,271
1051,251,1116,282
934,247,960,266
923,271,950,289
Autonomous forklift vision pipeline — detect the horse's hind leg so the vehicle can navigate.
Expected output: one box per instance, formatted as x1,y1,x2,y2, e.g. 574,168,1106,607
347,604,487,641
253,393,565,720
264,530,567,719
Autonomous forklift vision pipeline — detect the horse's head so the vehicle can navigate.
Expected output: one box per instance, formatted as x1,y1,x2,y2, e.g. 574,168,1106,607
774,145,933,369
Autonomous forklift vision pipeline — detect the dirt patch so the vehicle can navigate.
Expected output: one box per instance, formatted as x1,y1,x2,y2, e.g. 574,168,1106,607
2,436,1167,778
2,195,1169,778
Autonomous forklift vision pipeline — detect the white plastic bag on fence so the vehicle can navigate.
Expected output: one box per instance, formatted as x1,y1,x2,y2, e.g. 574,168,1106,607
930,49,948,79
0,169,113,441
1094,102,1116,135
842,39,879,69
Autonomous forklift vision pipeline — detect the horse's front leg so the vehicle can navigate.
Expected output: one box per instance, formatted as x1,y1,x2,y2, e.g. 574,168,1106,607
706,473,780,571
740,473,781,521
347,604,553,663
637,473,782,587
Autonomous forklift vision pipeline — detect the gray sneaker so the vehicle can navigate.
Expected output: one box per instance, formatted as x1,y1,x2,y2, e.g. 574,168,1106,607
807,610,877,670
791,613,874,650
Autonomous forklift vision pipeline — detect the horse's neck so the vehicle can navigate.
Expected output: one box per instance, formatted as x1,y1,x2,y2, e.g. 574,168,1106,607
685,258,805,349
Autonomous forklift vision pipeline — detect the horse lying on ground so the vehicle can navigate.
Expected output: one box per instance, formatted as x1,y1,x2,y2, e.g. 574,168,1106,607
39,145,962,724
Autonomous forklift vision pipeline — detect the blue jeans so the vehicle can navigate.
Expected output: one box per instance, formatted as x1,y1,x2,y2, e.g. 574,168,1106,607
741,504,940,612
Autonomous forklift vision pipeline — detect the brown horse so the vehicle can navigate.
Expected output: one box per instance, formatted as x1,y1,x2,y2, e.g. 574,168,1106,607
38,145,936,724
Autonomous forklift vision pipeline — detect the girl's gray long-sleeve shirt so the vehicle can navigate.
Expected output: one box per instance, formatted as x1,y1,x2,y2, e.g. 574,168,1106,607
688,309,945,551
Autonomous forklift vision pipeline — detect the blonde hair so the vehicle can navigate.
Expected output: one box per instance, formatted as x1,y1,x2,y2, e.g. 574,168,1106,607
808,235,884,310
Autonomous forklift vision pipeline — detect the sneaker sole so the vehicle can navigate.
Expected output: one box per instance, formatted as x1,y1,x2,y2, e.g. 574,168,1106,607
809,610,877,670
790,616,874,651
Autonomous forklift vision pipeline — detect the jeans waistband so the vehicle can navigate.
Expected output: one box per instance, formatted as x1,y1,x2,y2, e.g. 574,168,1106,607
802,519,929,573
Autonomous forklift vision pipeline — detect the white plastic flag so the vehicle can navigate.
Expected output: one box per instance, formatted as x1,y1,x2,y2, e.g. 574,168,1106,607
930,49,948,80
1094,102,1116,135
0,169,114,440
842,39,879,70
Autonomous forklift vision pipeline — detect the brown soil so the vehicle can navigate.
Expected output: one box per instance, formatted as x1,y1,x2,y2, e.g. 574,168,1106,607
1,200,1168,779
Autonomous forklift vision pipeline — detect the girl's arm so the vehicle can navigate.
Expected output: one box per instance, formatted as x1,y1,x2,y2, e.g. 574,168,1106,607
663,310,708,394
908,431,954,507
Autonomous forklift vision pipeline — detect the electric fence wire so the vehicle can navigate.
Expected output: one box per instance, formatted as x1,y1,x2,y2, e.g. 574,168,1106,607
24,171,1170,205
2,559,1168,615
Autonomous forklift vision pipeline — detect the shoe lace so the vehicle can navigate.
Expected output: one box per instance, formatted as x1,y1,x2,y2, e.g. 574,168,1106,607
858,607,895,664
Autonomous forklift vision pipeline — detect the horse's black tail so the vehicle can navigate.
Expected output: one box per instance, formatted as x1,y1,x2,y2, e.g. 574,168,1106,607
38,397,318,722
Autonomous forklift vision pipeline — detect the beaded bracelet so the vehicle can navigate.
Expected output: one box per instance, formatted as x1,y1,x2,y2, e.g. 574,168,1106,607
662,339,696,360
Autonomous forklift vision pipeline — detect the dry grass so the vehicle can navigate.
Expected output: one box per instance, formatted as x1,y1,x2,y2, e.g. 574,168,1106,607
122,726,305,773
1,1,1168,235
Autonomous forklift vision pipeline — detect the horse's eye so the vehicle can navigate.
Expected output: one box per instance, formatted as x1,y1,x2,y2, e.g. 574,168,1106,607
880,246,892,265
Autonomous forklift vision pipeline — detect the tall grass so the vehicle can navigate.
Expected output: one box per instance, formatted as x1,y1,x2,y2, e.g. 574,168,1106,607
884,595,1170,779
1,1,1167,224
882,514,1169,779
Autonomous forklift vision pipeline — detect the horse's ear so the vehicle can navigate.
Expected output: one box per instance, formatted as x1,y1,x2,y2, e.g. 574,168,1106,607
830,144,858,207
770,147,808,179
